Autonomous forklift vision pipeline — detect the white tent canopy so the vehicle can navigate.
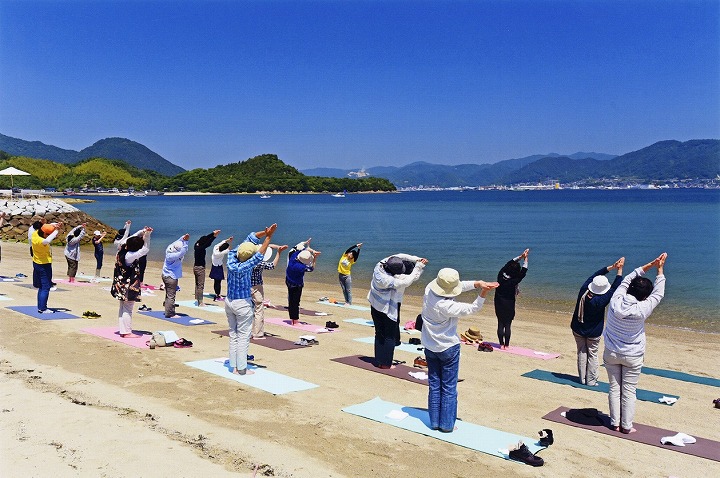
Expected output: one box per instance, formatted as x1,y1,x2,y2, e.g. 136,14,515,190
0,166,31,188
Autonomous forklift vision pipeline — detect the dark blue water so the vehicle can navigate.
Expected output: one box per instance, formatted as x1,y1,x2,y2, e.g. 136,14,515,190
75,189,720,332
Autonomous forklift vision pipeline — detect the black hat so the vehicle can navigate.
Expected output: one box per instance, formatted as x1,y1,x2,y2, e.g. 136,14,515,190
565,408,603,426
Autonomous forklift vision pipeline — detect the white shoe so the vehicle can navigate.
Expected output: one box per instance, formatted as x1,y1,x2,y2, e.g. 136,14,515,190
38,309,54,314
49,286,57,291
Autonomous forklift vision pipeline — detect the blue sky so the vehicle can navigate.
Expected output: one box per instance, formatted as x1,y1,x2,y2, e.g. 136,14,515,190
1,0,718,171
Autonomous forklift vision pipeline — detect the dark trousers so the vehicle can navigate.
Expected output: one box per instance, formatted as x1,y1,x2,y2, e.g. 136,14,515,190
287,282,303,321
213,279,222,297
371,305,401,367
33,262,52,311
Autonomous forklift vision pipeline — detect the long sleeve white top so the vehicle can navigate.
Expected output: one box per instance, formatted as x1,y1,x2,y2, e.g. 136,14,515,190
603,267,666,356
421,281,486,353
367,253,425,322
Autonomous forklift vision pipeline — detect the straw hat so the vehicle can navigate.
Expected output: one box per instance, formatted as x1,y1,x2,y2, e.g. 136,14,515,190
460,327,483,343
237,242,259,262
297,250,313,265
429,268,463,297
588,276,611,295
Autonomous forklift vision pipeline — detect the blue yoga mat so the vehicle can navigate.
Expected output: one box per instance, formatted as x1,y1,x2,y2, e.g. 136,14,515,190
641,366,720,388
185,358,318,395
176,300,226,314
317,300,371,311
522,369,680,405
6,305,79,320
138,310,216,326
343,397,544,459
354,337,424,355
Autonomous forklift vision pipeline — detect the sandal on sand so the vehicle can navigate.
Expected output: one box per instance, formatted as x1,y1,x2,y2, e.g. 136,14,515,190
139,304,152,311
82,310,101,319
539,429,554,446
173,338,193,348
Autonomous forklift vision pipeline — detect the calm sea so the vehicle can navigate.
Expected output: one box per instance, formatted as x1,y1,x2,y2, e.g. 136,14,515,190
75,189,720,333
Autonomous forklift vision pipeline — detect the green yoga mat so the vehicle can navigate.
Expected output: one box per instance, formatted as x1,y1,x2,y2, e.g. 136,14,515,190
522,369,679,405
343,397,545,460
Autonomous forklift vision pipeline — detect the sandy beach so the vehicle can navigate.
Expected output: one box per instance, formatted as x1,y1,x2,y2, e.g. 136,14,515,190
1,241,718,477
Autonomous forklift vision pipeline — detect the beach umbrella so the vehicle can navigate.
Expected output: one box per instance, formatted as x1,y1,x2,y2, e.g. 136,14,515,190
0,166,31,189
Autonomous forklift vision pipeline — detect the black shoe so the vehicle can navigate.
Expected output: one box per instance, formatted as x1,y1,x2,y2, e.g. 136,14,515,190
539,429,554,447
325,321,339,329
409,337,421,345
509,442,544,467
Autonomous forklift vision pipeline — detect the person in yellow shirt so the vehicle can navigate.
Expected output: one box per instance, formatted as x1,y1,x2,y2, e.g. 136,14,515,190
32,222,62,313
337,243,362,305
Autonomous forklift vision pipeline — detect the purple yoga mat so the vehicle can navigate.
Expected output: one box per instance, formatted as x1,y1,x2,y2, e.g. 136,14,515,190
330,355,428,385
211,330,309,351
543,406,720,462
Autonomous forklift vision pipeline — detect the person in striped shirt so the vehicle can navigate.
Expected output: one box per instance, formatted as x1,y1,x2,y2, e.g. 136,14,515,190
225,223,277,375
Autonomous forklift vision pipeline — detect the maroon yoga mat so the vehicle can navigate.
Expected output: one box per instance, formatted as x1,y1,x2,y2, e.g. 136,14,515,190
543,406,720,462
330,355,428,385
211,330,309,351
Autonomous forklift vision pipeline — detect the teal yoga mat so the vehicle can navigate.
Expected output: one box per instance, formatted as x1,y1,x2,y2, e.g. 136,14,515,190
354,336,424,354
185,358,319,395
641,366,720,388
522,369,680,405
342,397,545,459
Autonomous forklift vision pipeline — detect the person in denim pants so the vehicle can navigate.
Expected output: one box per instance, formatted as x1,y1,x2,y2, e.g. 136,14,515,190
421,268,498,432
162,234,190,318
603,252,667,434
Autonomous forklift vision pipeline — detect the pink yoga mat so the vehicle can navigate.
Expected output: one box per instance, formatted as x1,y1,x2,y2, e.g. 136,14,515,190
473,341,560,359
81,327,152,349
265,316,338,333
53,278,95,287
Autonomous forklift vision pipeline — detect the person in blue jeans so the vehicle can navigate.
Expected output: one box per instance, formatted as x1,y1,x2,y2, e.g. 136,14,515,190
420,268,498,432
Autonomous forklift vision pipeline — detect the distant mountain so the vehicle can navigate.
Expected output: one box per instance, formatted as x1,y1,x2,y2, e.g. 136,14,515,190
302,152,617,187
78,138,185,176
0,133,185,176
0,133,78,163
507,140,720,184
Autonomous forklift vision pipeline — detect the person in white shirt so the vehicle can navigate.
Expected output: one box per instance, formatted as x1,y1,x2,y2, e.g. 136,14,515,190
368,254,427,368
603,252,667,434
421,268,498,433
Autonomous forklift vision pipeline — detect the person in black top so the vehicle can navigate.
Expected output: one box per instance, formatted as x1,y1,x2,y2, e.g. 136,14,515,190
494,248,529,349
193,229,220,306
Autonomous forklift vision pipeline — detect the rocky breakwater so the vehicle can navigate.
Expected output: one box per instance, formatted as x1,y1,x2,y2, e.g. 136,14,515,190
0,198,117,245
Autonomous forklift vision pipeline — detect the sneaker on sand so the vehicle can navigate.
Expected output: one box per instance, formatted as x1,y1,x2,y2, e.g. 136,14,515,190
508,442,544,467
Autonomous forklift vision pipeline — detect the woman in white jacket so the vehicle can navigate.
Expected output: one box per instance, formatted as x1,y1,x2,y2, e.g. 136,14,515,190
603,252,667,434
367,254,427,368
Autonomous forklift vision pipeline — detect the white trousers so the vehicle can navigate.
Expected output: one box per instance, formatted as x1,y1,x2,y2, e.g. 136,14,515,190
225,298,253,371
604,349,644,430
118,300,135,335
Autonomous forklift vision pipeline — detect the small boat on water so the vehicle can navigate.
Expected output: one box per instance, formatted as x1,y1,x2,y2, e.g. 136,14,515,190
332,189,347,198
260,194,271,199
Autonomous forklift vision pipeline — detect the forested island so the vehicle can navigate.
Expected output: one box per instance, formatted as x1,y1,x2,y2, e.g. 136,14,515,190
0,152,396,193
